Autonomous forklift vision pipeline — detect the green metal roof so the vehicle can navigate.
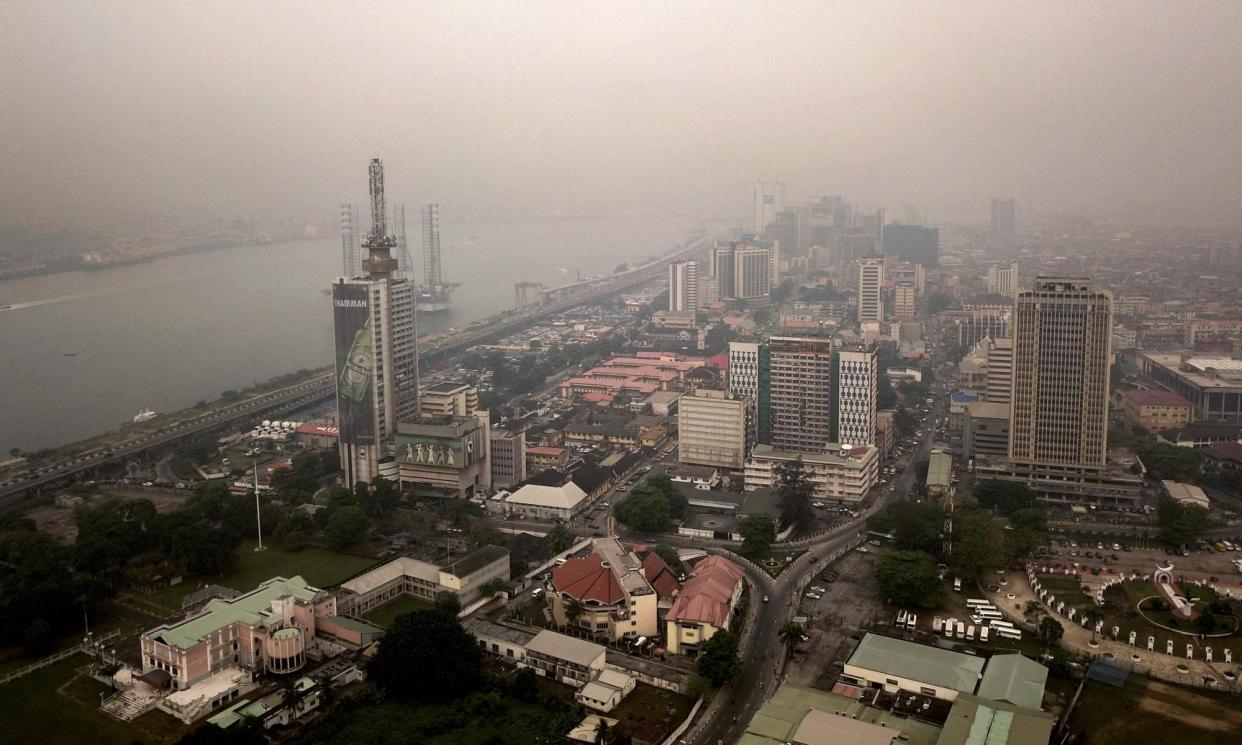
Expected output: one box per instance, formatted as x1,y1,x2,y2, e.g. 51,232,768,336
322,615,384,644
976,655,1048,711
740,684,942,745
927,452,952,487
937,694,1054,745
151,576,320,650
847,633,985,694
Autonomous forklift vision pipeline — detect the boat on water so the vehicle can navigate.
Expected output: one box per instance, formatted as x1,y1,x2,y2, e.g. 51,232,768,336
132,408,157,423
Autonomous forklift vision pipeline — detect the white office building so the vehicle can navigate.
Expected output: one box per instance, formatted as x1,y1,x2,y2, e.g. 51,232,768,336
837,347,878,447
668,260,698,311
857,258,885,322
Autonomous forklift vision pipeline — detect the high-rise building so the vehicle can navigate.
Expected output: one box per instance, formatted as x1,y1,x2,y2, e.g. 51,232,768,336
889,261,925,295
332,159,420,487
1008,278,1113,467
836,347,878,447
857,258,885,322
950,307,1012,349
669,260,698,312
490,429,527,489
988,263,1020,297
678,389,754,470
420,381,479,417
754,179,786,234
893,285,917,319
882,225,939,267
984,337,1013,406
727,339,767,443
712,240,775,300
767,336,837,452
990,198,1016,235
340,203,359,277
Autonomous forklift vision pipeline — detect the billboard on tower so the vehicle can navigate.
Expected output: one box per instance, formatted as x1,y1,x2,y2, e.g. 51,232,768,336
332,283,374,445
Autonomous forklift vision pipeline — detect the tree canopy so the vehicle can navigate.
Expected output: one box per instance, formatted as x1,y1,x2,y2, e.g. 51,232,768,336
951,509,1005,584
739,514,776,558
696,629,742,686
776,457,815,534
973,479,1037,515
1157,495,1209,548
367,610,483,702
875,550,946,609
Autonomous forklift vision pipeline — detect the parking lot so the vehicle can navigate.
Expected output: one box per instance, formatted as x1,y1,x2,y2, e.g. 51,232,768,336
787,548,888,688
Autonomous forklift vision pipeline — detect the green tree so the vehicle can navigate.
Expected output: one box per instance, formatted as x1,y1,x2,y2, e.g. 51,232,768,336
434,590,462,618
564,597,585,628
545,524,575,554
696,629,742,686
1157,496,1209,548
273,509,314,551
652,544,685,575
778,621,804,659
891,501,945,554
0,530,106,642
325,505,370,548
615,487,672,532
739,514,777,558
776,457,815,534
875,551,947,609
1005,508,1048,561
367,610,483,702
1039,616,1064,646
973,479,1036,515
951,509,1005,584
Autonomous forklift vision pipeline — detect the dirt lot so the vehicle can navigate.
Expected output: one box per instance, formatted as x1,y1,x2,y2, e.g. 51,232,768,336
29,487,191,542
786,548,888,688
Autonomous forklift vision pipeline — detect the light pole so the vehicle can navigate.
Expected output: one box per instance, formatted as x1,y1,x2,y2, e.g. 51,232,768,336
254,456,266,551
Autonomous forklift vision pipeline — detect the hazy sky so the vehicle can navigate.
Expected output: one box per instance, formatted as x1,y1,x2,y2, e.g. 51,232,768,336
2,1,1241,228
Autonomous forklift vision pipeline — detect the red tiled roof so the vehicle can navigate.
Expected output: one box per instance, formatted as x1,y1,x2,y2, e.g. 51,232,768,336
641,551,682,599
1124,388,1192,407
666,555,744,627
551,553,625,605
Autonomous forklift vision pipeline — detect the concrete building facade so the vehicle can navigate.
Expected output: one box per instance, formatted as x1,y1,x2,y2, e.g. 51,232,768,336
857,258,885,322
678,389,753,470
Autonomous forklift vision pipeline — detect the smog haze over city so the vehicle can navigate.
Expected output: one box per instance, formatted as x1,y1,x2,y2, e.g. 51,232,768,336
6,3,1242,745
2,1,1241,228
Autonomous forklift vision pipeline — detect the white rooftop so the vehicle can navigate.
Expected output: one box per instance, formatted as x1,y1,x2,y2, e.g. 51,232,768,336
164,666,248,708
339,556,438,596
506,482,588,510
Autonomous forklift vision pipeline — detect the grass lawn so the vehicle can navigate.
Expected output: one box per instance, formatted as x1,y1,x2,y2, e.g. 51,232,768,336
0,655,173,745
143,540,377,609
364,596,434,628
1067,677,1242,744
609,683,695,743
1036,575,1095,608
0,601,145,676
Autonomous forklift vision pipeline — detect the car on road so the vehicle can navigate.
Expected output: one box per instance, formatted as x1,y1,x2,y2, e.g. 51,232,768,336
762,595,769,603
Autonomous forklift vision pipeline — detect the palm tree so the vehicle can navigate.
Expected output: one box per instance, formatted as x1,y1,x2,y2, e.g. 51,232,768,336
565,597,585,630
778,621,805,659
594,718,611,745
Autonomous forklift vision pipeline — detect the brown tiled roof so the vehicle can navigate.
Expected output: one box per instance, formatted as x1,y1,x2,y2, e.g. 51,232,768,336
1204,442,1242,465
551,553,625,605
666,555,744,627
641,551,682,599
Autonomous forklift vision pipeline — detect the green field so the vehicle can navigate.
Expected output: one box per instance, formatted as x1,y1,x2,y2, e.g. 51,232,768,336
1067,677,1242,744
143,540,377,609
364,596,434,628
0,655,183,745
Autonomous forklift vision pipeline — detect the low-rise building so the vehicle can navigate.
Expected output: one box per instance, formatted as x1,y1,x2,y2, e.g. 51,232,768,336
336,545,510,616
1120,388,1194,432
526,445,570,473
843,633,986,702
972,456,1145,508
1161,480,1210,510
744,443,878,504
419,381,480,417
664,556,745,655
926,450,953,497
500,480,589,521
546,538,658,642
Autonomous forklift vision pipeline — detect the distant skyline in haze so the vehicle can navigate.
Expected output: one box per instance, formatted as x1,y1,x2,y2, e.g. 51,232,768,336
2,1,1241,230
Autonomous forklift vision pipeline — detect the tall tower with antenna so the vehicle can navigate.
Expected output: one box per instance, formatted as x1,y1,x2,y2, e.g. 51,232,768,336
331,158,420,487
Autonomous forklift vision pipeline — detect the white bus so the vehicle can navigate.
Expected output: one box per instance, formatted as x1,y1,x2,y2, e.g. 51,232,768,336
943,619,956,637
988,619,1016,630
979,627,990,643
966,599,993,608
994,627,1023,640
907,613,918,630
977,609,1003,620
966,625,975,641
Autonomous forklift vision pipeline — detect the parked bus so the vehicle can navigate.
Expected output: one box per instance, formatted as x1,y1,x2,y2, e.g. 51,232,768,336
994,627,1023,640
979,627,990,643
977,609,1003,620
988,619,1016,630
966,599,993,608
